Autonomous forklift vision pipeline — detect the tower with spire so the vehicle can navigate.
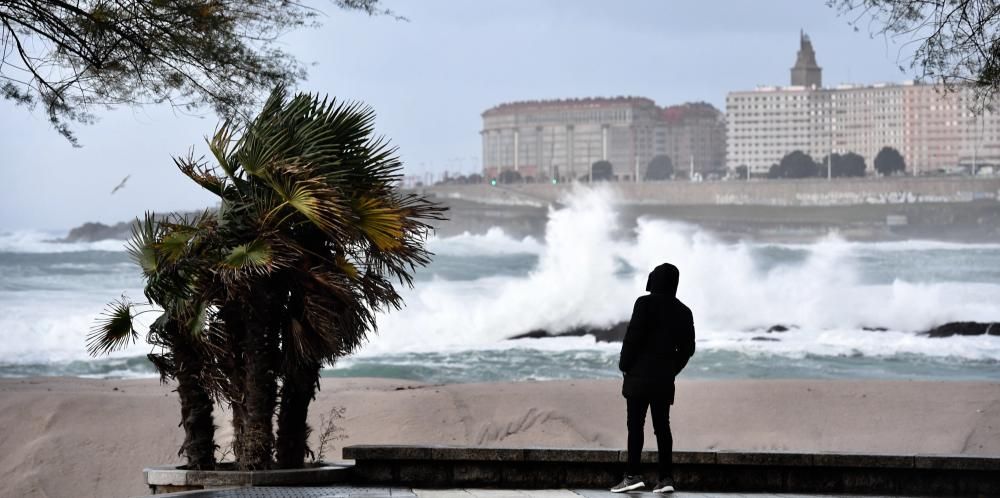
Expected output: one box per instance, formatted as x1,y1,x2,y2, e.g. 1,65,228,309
790,30,822,87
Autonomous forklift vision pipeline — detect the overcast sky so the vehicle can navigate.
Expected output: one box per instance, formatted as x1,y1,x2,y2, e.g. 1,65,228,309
0,0,917,231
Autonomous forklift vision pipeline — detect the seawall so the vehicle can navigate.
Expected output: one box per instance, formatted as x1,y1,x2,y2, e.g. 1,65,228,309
417,177,1000,241
417,176,1000,207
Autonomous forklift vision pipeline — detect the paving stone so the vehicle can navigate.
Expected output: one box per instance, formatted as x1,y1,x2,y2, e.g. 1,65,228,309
140,486,416,498
412,490,471,498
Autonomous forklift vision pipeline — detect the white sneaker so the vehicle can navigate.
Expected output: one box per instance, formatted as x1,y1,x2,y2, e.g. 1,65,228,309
610,474,645,492
651,477,675,493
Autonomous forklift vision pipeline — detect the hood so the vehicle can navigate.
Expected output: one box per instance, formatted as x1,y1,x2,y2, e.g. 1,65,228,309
645,263,679,296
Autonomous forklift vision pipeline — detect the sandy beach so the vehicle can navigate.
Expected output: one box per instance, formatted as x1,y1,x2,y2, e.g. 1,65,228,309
1,377,998,498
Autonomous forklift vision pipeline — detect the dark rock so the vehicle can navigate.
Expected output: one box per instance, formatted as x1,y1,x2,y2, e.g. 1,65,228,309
507,330,554,340
862,326,889,332
742,324,798,334
60,210,213,243
751,336,781,342
507,322,629,342
923,322,1000,338
60,221,132,242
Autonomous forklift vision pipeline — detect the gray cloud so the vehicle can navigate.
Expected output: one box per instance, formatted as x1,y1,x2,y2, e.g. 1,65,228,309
0,0,912,230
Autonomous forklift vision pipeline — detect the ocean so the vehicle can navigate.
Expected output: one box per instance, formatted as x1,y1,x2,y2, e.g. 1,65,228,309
2,188,999,382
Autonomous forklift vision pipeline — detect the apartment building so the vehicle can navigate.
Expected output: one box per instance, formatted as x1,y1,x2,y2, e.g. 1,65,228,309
482,97,727,181
727,32,1000,175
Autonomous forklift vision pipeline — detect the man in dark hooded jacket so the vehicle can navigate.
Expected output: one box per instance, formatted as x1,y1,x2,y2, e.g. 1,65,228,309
610,263,696,494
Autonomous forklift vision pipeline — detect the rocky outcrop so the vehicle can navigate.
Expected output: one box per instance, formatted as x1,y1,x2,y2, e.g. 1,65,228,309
923,322,1000,338
508,321,1000,343
60,221,132,242
508,322,629,343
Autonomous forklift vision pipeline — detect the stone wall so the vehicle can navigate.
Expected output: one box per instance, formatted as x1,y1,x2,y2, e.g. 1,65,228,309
344,445,1000,495
420,177,1000,207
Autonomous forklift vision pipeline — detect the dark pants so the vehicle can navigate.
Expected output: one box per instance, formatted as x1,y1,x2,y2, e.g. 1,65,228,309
626,396,672,478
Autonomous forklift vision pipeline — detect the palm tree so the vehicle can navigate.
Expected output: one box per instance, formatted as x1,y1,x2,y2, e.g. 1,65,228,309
90,86,444,470
89,211,223,469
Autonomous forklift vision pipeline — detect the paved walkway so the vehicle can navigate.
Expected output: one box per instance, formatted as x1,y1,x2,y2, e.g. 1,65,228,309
145,486,894,498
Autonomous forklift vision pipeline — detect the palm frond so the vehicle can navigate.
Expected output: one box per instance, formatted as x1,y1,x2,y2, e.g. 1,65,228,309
175,153,226,197
88,297,140,356
157,227,197,263
335,254,359,280
187,301,209,340
208,120,239,179
126,213,160,275
265,171,347,237
352,196,403,251
222,239,274,273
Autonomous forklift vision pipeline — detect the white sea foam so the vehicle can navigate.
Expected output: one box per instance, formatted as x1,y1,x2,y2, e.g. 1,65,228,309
3,186,1000,373
426,227,543,256
0,288,150,365
363,186,1000,360
0,230,127,253
765,238,1000,252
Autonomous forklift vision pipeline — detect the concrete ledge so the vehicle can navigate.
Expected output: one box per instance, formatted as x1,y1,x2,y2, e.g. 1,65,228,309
144,463,350,494
343,445,1000,495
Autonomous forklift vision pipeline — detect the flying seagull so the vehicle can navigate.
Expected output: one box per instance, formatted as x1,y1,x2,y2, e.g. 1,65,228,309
111,175,130,195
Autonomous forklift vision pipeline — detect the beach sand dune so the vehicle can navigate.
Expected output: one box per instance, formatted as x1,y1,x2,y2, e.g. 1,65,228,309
1,377,997,498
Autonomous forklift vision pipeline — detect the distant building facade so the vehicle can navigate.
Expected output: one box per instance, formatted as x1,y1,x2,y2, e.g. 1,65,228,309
481,97,725,181
727,32,1000,176
656,103,726,177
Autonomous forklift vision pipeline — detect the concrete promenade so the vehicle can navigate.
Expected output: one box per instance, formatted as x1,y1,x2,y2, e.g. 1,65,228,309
143,486,900,497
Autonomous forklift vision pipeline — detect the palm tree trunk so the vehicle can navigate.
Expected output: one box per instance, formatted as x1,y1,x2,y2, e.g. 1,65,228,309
275,358,321,468
175,334,216,469
151,317,216,469
219,303,247,464
233,296,279,470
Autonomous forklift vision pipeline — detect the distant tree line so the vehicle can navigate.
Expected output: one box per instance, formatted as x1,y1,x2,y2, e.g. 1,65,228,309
471,146,908,186
761,146,906,179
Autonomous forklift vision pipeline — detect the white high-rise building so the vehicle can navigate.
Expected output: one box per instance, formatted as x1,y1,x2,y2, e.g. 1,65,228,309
726,32,1000,175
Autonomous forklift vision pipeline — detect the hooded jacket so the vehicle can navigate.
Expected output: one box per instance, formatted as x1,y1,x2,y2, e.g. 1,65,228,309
618,263,696,402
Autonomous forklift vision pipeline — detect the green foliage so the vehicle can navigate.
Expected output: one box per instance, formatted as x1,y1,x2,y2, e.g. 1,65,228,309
91,85,445,470
0,0,397,144
769,150,819,178
498,169,522,184
733,165,749,180
823,152,867,177
222,240,274,273
87,297,138,356
590,160,614,181
874,146,906,176
830,0,1000,110
645,155,674,181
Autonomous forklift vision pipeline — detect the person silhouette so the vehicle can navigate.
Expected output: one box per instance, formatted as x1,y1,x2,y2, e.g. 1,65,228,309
611,262,696,494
